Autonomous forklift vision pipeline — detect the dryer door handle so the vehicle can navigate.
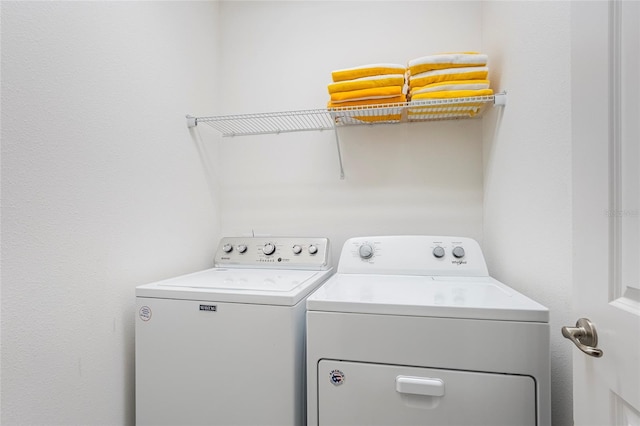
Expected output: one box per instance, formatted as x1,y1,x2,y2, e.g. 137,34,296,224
396,376,445,397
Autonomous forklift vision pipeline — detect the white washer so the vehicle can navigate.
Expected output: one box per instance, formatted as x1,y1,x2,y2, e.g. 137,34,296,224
306,236,550,426
136,237,333,426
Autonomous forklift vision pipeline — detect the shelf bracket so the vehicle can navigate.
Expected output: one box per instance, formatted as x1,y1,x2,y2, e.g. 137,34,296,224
493,92,507,106
186,115,197,128
333,126,345,179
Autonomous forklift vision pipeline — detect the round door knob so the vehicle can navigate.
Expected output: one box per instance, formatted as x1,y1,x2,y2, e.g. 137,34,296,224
222,243,233,253
452,246,465,258
359,244,374,259
433,246,445,258
237,244,248,254
292,245,302,254
263,243,276,256
308,245,318,255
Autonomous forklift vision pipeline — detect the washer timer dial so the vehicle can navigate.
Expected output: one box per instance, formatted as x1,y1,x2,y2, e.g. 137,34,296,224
358,244,374,259
263,243,276,256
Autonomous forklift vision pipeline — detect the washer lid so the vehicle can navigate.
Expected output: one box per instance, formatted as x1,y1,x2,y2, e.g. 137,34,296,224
136,268,333,306
306,274,549,322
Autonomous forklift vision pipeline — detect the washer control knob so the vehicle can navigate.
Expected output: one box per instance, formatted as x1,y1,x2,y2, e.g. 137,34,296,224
433,246,445,258
359,244,374,259
237,244,248,254
292,245,302,255
222,243,233,253
263,243,276,256
308,245,318,255
452,246,466,258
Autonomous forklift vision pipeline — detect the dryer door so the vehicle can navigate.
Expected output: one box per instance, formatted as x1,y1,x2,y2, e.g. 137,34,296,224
318,360,536,426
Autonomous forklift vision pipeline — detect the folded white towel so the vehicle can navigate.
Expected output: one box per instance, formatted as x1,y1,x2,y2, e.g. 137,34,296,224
408,53,488,75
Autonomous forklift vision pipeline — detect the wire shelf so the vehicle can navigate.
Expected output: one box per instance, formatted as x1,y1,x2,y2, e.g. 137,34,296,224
194,109,335,136
186,92,506,179
188,93,505,136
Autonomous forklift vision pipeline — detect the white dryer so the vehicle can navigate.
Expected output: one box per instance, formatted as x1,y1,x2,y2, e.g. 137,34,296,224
136,237,332,426
306,236,550,426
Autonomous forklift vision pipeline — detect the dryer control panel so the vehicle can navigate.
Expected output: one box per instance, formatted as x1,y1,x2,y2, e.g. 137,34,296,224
338,236,488,277
214,237,331,270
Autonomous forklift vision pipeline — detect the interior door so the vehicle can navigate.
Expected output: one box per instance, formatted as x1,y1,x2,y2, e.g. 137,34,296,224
571,1,640,425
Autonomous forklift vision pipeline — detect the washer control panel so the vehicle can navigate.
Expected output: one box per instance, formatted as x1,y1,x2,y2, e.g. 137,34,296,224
214,237,331,270
340,236,488,277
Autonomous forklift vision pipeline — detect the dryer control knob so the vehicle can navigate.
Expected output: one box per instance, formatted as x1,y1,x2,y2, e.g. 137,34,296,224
359,244,374,259
222,243,233,253
263,243,276,256
308,245,318,255
433,246,445,258
237,244,248,254
452,246,466,258
292,245,302,255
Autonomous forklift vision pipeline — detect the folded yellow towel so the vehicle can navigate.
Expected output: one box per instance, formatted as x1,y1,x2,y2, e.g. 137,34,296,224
328,74,405,94
411,80,491,96
408,52,488,75
409,66,489,88
353,114,402,123
332,63,406,82
330,86,404,102
327,95,407,109
411,88,494,101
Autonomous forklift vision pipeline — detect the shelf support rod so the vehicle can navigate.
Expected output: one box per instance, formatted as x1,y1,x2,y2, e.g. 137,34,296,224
333,126,345,179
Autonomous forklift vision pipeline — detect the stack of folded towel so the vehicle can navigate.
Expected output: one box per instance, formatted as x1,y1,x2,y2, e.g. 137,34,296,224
327,63,407,123
406,52,493,119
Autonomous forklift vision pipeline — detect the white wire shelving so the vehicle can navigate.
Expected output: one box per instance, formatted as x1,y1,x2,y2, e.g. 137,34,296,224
187,92,506,179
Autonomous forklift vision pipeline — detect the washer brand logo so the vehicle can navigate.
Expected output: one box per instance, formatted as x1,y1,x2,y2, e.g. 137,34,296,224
452,260,467,265
199,305,217,312
329,369,345,386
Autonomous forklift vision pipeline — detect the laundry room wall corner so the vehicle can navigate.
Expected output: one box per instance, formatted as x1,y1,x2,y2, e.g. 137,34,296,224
1,2,221,425
482,2,573,425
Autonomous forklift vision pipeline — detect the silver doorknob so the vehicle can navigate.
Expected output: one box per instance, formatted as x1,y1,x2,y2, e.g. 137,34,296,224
561,318,603,358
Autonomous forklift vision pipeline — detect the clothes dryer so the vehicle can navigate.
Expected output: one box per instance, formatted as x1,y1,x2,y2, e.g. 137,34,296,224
306,236,550,426
136,236,332,426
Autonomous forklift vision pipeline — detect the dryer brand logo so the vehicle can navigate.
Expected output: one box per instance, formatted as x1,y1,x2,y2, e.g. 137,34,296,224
329,369,345,386
199,305,217,312
139,306,152,321
451,260,467,265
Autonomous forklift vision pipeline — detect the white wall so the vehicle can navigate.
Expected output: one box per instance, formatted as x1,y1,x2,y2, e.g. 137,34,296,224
213,1,486,264
1,2,220,424
1,1,575,425
482,2,573,425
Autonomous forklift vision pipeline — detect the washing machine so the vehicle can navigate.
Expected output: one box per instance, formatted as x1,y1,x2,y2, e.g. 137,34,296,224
306,236,550,426
136,236,332,426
